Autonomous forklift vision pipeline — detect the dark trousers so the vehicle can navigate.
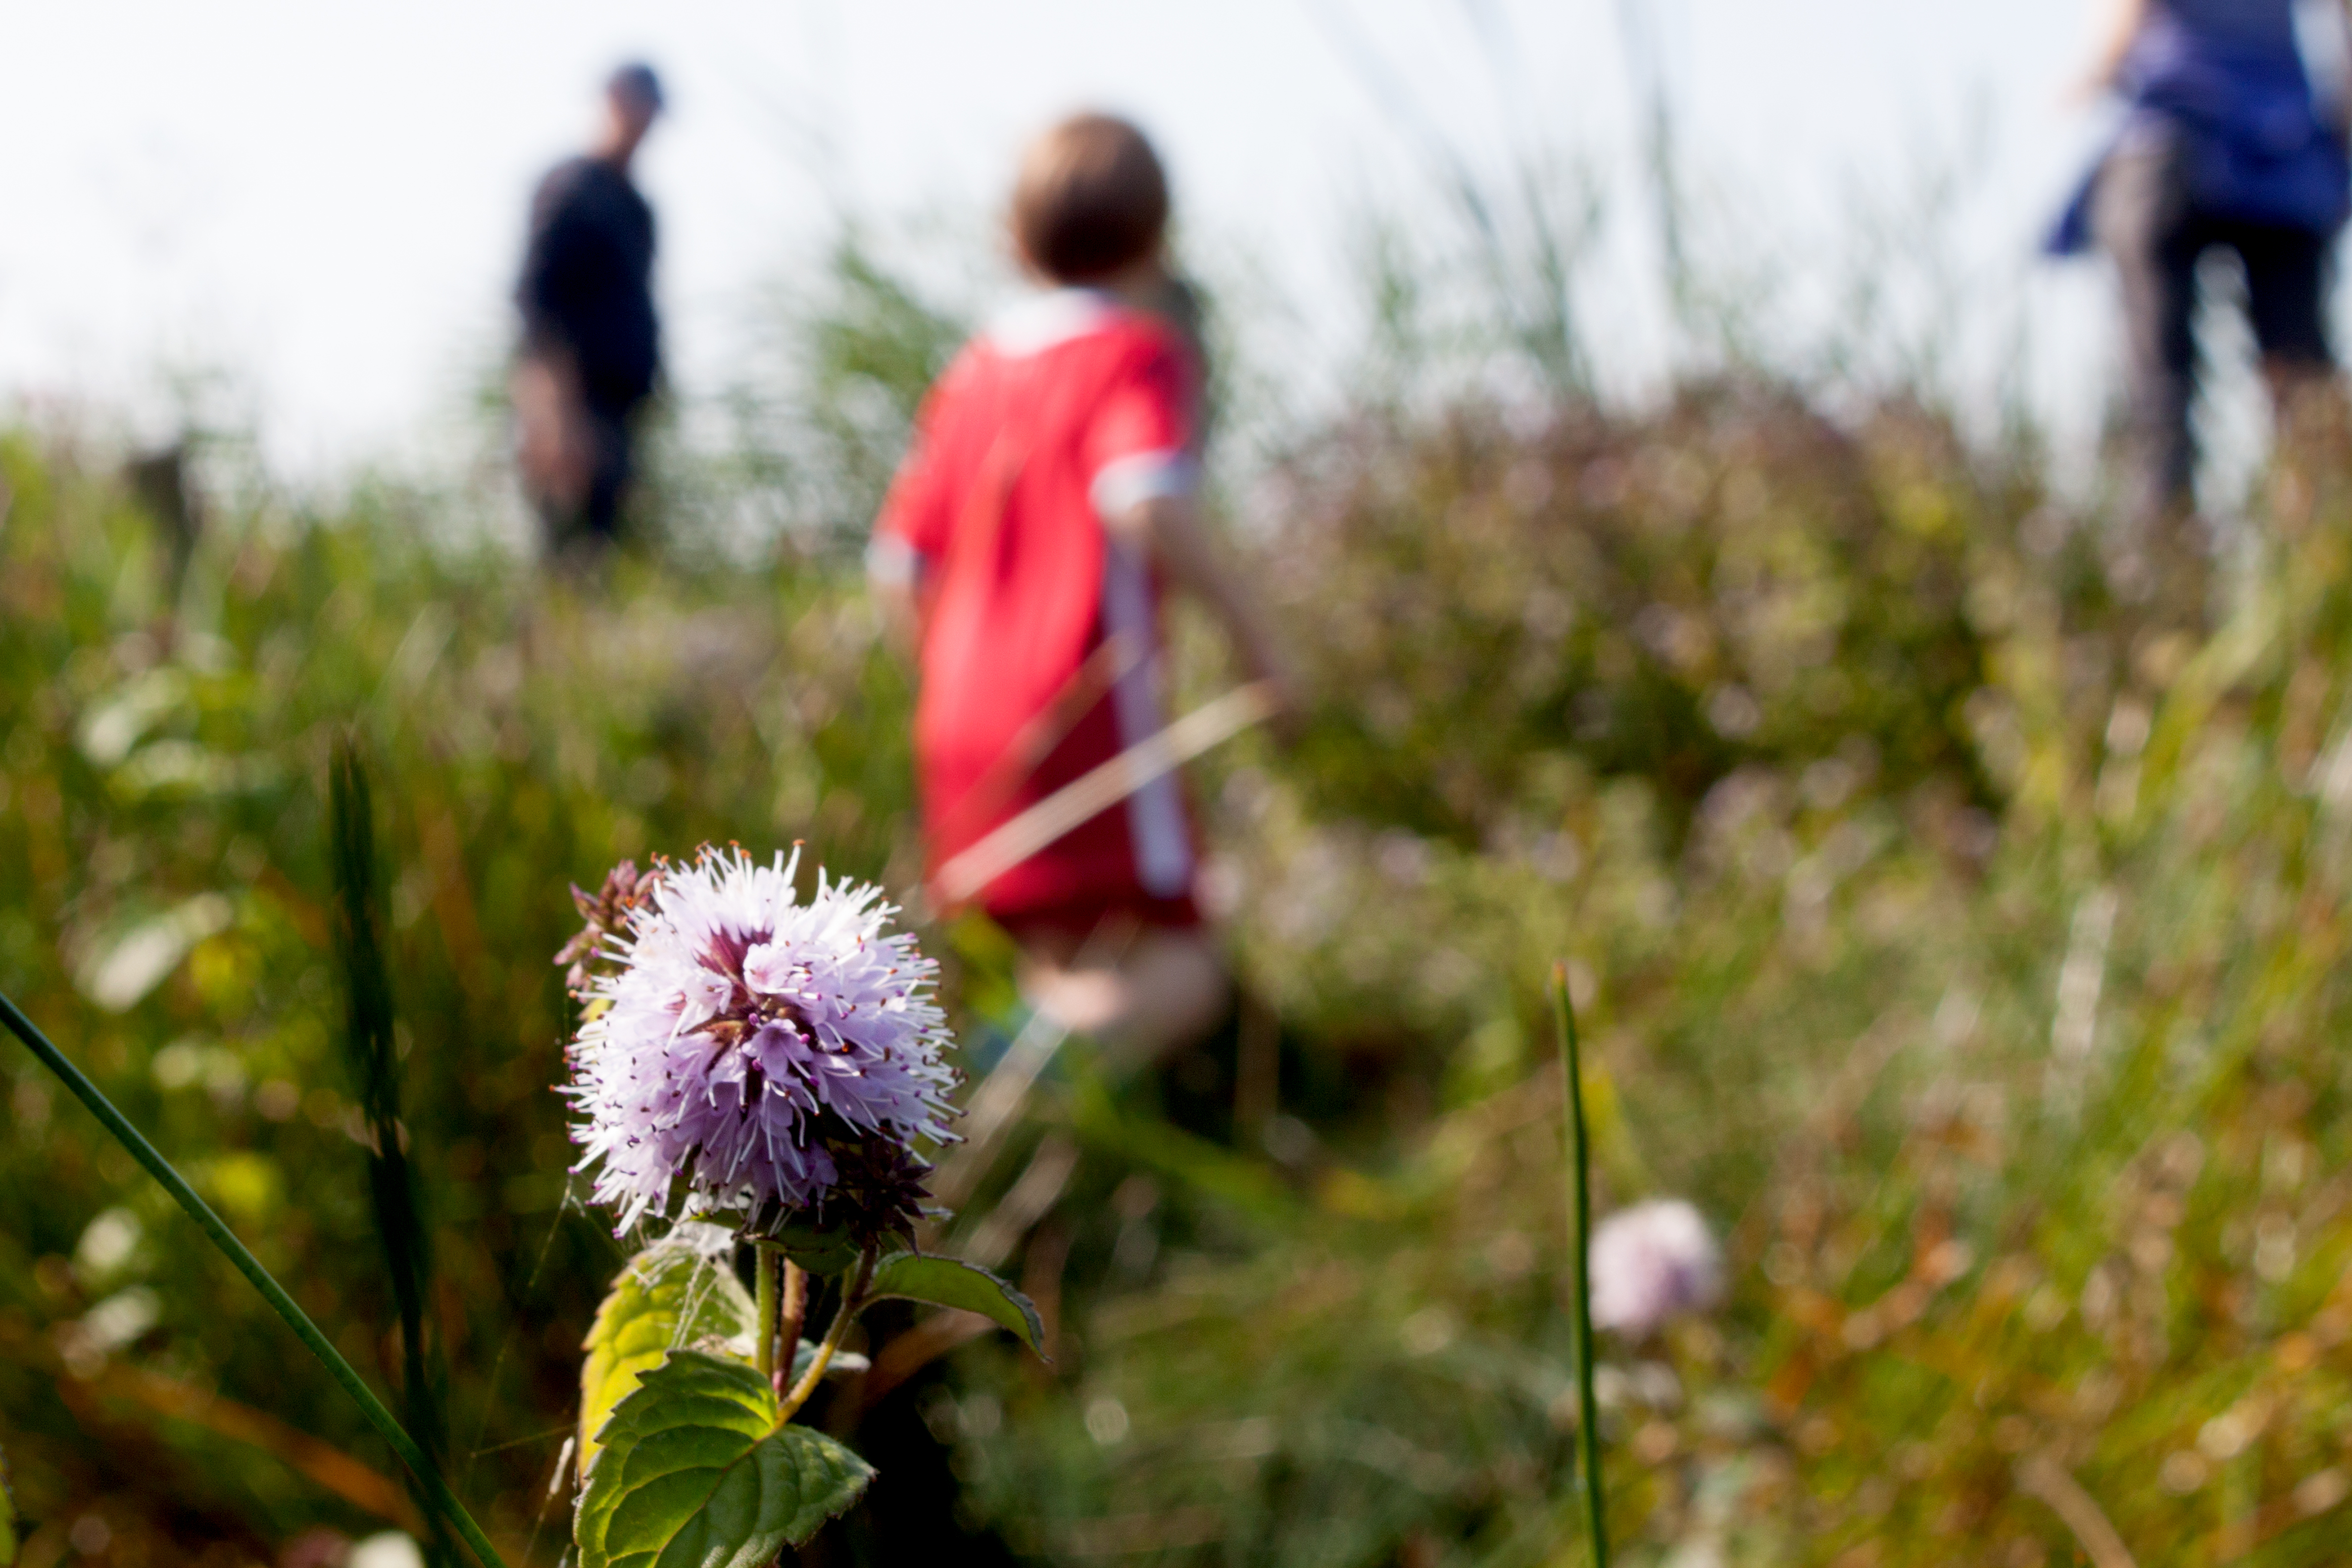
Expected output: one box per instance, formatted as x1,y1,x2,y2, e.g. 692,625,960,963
2096,133,2337,530
572,399,638,544
531,397,639,550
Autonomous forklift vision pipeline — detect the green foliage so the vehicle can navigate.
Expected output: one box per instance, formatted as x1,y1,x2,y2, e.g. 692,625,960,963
763,1217,864,1277
14,218,2352,1568
797,233,968,533
0,424,913,1555
725,230,973,543
0,1440,16,1566
1552,972,1608,1568
936,409,2352,1567
579,1232,758,1478
574,1351,872,1568
866,1253,1045,1356
328,739,452,1563
1262,387,1991,848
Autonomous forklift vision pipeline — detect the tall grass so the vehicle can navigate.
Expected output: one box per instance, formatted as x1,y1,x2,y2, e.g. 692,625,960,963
6,180,2352,1568
328,739,453,1566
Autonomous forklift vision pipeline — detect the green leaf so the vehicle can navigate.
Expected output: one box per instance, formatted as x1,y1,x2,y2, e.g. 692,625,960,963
745,1210,863,1275
580,1229,757,1475
575,1351,872,1568
866,1253,1047,1356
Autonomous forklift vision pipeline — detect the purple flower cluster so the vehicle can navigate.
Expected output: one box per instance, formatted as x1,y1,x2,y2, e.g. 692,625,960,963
562,845,956,1236
1588,1199,1722,1339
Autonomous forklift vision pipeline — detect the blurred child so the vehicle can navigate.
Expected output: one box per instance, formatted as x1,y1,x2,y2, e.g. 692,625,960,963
868,112,1294,1067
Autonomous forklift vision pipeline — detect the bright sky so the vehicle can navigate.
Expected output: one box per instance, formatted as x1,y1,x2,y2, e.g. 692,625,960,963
1,1,2127,478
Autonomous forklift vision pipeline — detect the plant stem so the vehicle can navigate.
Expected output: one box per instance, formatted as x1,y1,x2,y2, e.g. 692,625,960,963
777,1250,874,1422
754,1243,780,1382
0,989,509,1568
778,1261,808,1395
1552,964,1611,1568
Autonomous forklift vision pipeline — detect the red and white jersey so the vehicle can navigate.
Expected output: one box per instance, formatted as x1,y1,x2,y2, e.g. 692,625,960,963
871,289,1201,926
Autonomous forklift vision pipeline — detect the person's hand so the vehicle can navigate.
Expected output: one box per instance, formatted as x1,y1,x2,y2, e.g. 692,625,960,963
2068,0,2146,110
512,353,591,508
1235,614,1307,750
2061,68,2117,110
1251,658,1309,750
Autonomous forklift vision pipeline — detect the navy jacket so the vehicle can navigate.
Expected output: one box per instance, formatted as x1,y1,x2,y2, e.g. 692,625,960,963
517,157,660,410
2051,0,2349,252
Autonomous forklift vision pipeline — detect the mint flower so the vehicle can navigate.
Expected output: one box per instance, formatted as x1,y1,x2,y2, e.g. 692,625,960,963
561,845,955,1241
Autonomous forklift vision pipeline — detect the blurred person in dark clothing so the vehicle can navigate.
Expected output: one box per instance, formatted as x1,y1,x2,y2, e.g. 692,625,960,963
514,62,665,552
2052,0,2352,594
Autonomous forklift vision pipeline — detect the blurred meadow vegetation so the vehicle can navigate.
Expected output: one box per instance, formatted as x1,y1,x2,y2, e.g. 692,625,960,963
9,160,2352,1568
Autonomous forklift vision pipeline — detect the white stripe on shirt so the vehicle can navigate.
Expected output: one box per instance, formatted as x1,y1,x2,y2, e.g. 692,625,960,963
865,531,922,589
1098,539,1193,896
1089,448,1197,519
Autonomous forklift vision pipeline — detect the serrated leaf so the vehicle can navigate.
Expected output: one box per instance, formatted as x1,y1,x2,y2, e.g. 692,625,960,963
866,1253,1047,1355
580,1230,757,1475
575,1350,872,1568
747,1211,863,1275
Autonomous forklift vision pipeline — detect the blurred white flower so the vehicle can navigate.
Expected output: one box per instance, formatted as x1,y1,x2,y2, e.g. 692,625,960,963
73,1207,144,1283
348,1533,425,1568
75,1287,160,1353
1588,1199,1722,1338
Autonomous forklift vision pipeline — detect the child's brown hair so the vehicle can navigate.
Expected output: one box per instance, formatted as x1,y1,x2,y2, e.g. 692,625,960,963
1011,113,1170,284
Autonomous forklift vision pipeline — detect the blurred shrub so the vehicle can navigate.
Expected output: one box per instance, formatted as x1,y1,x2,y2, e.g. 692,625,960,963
0,427,918,1558
949,402,2352,1566
1259,382,1999,849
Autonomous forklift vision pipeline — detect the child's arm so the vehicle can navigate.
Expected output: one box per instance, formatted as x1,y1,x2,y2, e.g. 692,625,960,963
866,535,924,662
1106,493,1303,731
2075,0,2149,101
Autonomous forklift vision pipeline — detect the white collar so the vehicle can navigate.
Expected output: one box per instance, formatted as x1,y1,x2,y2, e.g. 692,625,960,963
984,288,1120,358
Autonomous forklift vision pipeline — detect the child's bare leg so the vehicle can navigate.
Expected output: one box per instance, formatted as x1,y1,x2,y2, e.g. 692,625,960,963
1019,926,1230,1072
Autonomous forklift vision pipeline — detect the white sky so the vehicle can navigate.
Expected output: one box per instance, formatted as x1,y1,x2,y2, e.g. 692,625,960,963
0,1,2135,479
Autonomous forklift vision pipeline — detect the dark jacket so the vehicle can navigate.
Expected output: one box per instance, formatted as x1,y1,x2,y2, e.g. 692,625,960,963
2050,0,2349,252
517,157,660,411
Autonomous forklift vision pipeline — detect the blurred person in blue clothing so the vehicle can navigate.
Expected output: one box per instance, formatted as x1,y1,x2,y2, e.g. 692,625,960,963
2054,0,2352,586
513,63,665,553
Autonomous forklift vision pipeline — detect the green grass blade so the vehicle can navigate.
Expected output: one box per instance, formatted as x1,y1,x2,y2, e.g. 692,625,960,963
330,735,455,1566
1553,964,1610,1568
0,988,508,1568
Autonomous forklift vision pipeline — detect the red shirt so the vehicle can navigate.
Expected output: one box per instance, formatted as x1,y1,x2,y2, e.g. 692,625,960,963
873,290,1200,924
